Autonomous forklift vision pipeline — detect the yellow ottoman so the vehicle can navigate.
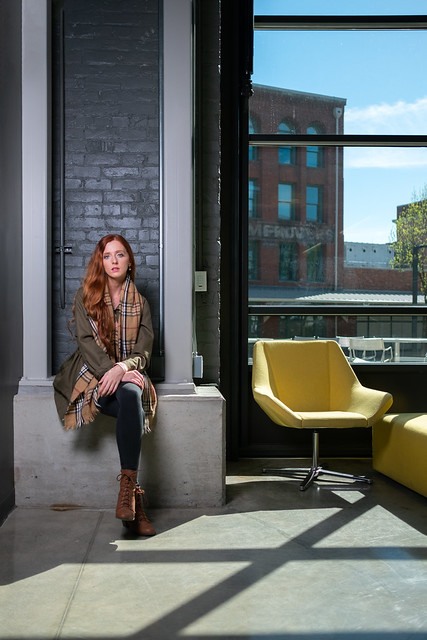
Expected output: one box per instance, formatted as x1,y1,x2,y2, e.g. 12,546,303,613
373,413,427,498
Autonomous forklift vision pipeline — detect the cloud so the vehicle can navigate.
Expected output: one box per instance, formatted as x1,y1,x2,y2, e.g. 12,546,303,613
345,97,427,134
344,97,427,168
345,147,427,169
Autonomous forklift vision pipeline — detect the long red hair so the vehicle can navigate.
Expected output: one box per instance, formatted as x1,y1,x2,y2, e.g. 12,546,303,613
74,235,136,356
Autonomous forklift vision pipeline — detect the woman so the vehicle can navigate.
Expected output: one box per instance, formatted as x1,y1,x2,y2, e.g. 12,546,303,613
54,234,157,536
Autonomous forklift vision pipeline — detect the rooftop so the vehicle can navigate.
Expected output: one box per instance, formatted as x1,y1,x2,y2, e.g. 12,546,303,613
249,285,425,305
253,82,347,105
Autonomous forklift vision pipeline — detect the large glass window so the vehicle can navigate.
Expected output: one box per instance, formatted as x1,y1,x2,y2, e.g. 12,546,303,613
248,6,427,365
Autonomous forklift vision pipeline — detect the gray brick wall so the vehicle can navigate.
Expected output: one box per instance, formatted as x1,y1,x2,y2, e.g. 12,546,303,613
52,0,160,373
52,0,222,385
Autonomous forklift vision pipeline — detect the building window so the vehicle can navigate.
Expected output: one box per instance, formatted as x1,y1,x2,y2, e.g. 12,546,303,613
249,179,259,218
279,243,297,281
306,124,323,168
278,182,295,220
248,239,259,280
306,185,322,222
278,120,296,165
249,116,258,162
306,244,324,282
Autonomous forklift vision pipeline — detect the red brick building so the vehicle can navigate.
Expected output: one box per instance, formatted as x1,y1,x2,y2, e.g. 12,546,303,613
249,84,346,296
248,84,413,303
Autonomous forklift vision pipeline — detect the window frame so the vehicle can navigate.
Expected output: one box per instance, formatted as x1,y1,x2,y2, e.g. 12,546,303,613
249,12,427,342
221,1,427,461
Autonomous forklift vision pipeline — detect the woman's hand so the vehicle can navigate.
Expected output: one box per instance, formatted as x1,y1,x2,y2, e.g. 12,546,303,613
98,365,125,396
122,370,145,390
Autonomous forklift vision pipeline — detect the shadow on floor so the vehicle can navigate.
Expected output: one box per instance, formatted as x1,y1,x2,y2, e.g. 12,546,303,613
1,458,426,640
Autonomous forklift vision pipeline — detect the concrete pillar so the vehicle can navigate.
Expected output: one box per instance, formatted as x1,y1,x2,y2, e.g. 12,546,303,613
21,0,51,383
163,0,194,388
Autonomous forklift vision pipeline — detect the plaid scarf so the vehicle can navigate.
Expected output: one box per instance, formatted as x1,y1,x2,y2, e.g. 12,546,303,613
64,276,157,432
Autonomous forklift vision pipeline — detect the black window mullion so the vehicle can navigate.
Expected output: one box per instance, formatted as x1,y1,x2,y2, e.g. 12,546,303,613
254,15,427,31
248,305,427,317
249,134,427,147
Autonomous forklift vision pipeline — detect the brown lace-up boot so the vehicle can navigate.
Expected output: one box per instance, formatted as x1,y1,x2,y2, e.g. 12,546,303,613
116,469,138,521
123,485,156,536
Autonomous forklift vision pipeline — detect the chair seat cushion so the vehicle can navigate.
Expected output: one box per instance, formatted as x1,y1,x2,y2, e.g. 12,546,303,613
373,413,427,497
298,411,369,429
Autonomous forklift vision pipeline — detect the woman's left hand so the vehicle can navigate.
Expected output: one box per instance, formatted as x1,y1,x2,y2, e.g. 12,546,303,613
98,365,125,396
122,370,145,390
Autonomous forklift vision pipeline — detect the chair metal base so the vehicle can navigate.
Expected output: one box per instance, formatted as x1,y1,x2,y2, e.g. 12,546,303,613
262,430,373,492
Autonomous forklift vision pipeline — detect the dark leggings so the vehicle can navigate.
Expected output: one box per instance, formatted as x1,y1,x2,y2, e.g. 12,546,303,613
97,382,145,471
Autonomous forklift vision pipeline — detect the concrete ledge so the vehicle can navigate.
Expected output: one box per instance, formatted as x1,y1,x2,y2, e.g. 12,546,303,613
14,384,225,508
373,413,427,498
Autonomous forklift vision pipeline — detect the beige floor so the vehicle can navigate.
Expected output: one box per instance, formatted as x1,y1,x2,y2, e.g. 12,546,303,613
1,458,427,640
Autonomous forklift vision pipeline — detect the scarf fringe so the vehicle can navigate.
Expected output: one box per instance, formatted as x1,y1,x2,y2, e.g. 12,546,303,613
63,403,99,431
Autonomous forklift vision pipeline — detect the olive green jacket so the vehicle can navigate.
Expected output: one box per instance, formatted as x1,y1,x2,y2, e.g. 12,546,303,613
53,287,154,421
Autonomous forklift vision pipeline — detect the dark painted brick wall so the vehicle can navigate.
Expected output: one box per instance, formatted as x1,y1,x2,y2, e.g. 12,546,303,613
194,0,221,383
52,0,160,372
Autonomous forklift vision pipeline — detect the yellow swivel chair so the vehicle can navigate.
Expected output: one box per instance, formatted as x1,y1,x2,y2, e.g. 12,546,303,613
252,339,393,491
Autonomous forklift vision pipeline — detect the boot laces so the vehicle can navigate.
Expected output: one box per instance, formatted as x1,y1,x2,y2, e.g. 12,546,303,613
117,473,136,508
135,486,150,521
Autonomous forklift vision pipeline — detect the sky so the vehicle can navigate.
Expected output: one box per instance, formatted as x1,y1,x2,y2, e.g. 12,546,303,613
252,0,427,243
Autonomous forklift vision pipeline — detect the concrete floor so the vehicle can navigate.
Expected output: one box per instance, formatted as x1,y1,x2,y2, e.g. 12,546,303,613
1,458,427,640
